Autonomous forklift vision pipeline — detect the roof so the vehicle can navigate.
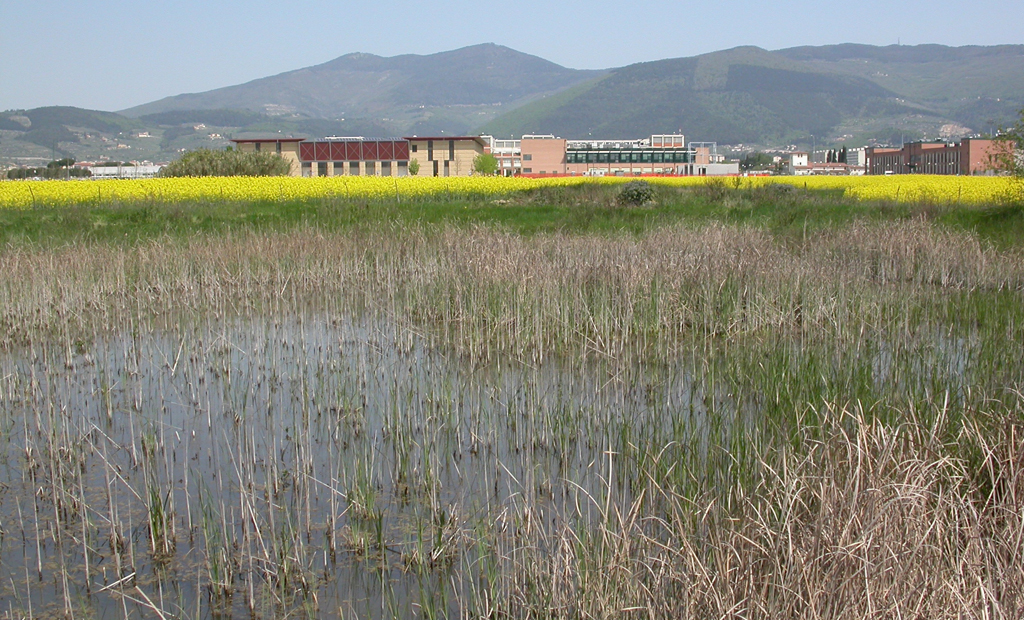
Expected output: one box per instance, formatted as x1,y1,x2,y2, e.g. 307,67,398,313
230,137,306,143
403,136,488,147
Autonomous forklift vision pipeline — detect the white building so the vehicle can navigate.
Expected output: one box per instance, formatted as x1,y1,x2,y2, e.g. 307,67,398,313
88,164,163,179
785,152,809,174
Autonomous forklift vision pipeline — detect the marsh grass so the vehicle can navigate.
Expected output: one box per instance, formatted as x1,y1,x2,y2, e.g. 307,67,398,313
0,202,1022,618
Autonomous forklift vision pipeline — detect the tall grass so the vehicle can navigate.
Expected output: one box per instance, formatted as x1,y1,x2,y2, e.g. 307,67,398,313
0,216,1021,618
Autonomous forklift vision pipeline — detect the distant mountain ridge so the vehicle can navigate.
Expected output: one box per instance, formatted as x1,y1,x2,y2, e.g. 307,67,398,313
482,44,1024,146
2,43,1022,163
119,44,604,136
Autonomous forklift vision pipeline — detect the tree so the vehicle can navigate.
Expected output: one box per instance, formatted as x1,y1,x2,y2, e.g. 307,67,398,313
739,152,774,172
408,158,420,176
994,108,1024,178
473,153,498,175
160,148,291,177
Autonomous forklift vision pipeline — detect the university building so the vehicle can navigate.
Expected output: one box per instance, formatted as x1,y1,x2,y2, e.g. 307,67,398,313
490,134,738,177
232,133,740,178
865,139,1006,175
232,136,487,177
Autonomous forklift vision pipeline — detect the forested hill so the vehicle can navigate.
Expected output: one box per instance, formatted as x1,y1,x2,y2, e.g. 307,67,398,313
482,44,1024,146
119,44,604,137
3,43,1023,162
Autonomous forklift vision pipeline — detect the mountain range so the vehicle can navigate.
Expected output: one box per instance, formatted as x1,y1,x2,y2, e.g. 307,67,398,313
2,43,1022,163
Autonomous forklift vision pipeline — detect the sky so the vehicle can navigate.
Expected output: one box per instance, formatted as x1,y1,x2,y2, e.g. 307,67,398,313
2,0,1022,112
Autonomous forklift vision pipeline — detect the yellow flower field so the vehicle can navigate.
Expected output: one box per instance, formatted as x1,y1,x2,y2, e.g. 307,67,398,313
0,174,1018,209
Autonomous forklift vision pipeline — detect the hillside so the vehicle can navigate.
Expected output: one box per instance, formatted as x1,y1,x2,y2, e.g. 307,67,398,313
3,43,1023,164
482,44,1024,147
0,105,417,164
775,44,1024,132
119,44,604,137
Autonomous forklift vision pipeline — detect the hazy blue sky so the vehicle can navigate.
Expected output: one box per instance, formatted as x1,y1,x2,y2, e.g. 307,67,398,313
2,0,1022,112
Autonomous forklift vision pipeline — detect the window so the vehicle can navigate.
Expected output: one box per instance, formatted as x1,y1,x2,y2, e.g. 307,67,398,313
427,140,434,161
317,162,327,177
350,162,360,176
334,162,344,175
397,161,408,176
255,142,262,152
523,154,532,161
411,144,418,153
276,142,282,154
443,161,450,177
381,161,392,176
365,162,376,176
433,161,439,177
301,162,311,177
522,168,532,173
448,140,454,161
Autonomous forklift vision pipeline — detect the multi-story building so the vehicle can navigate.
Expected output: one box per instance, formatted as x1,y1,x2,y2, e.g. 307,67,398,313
487,137,522,176
520,135,568,175
233,136,486,177
407,136,488,178
866,139,1006,175
558,135,739,176
297,138,411,177
231,137,305,176
234,133,740,177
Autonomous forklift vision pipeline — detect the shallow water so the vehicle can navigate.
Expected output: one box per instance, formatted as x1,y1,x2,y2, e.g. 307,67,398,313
0,312,727,619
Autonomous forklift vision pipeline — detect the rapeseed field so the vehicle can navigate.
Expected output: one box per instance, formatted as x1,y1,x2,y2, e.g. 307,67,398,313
0,174,1017,208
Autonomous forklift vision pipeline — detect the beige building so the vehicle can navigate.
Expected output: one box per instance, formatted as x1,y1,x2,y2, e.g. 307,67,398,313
231,136,487,177
406,136,488,177
231,137,304,176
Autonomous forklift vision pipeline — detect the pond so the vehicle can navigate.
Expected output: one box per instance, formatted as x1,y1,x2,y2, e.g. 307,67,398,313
0,311,733,619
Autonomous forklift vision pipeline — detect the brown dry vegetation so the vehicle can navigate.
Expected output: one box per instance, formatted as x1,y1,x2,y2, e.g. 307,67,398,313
0,220,1022,618
2,220,1022,353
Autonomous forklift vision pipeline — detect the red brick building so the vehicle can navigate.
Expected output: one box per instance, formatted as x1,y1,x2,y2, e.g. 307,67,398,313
866,139,1006,175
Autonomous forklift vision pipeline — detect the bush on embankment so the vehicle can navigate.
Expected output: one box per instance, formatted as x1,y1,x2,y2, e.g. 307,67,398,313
159,148,291,177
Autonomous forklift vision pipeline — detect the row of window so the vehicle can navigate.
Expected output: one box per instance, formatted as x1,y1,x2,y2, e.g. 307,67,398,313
299,160,455,177
301,161,409,177
565,150,693,164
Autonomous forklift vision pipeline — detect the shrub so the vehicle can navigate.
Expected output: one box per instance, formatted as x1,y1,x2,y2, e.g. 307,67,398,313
473,153,499,175
617,180,655,206
160,148,291,177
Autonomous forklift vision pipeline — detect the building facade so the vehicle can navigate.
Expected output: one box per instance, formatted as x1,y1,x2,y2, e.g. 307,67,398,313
866,139,1005,175
520,135,568,175
234,133,740,178
232,138,304,176
407,137,488,178
232,136,486,177
297,139,410,177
